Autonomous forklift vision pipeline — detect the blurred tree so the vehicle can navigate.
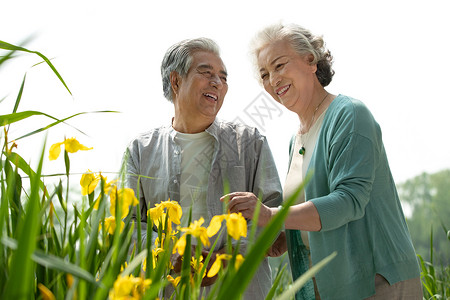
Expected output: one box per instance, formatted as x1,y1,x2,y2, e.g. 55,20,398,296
397,169,450,265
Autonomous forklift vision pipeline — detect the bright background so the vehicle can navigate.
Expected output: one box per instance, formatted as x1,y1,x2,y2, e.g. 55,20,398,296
1,0,449,185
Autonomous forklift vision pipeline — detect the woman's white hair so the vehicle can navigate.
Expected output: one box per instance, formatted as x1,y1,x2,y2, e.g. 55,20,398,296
250,23,334,87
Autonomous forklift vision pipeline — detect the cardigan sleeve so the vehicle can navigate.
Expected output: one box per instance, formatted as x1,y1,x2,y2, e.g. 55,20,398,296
309,98,382,231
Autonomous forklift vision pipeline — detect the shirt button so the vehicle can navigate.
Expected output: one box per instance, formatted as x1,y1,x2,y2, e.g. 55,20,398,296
174,150,180,155
173,179,178,184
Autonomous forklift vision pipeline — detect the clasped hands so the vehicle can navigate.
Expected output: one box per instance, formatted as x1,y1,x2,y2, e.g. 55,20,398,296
220,192,287,257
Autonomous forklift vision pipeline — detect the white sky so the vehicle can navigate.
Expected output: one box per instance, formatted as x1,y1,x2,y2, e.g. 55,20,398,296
1,0,449,185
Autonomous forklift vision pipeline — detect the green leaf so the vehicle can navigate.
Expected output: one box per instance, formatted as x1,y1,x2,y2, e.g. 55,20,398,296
265,263,287,300
216,174,311,300
32,249,99,285
13,73,26,114
2,137,46,298
276,252,337,300
0,110,59,126
0,40,72,95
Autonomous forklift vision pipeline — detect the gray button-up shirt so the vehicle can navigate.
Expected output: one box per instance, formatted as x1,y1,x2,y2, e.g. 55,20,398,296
124,118,282,299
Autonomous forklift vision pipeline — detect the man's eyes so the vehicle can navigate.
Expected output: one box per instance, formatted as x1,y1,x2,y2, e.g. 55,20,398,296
200,70,227,83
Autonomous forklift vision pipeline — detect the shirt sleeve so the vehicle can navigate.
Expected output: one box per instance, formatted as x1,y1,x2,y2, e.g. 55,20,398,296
253,134,283,208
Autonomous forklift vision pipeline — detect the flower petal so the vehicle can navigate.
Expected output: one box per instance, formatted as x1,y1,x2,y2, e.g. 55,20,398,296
49,142,63,161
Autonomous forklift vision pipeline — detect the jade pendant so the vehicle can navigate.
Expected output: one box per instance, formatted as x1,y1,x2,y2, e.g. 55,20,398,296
299,147,305,155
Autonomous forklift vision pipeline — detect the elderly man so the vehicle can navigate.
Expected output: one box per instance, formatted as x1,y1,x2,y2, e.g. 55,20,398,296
124,37,282,299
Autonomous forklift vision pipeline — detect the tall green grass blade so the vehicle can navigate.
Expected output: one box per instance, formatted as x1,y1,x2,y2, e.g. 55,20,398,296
276,252,337,300
12,73,26,114
0,49,16,65
4,151,48,197
216,175,310,300
0,40,71,95
2,138,46,299
265,263,287,300
121,250,147,277
0,110,61,126
32,250,99,285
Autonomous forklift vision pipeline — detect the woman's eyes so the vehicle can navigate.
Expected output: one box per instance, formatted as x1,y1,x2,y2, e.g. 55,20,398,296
260,62,286,80
275,63,285,70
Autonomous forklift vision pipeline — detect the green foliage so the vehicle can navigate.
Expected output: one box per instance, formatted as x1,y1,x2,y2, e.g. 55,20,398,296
417,227,449,299
398,169,450,265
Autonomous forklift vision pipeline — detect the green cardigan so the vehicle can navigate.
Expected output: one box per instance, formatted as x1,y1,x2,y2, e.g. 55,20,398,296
287,95,420,300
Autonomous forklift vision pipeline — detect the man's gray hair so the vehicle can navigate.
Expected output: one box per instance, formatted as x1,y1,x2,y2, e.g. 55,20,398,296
161,38,220,102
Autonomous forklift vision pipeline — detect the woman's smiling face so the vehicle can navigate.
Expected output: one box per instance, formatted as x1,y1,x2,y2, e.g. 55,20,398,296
257,39,317,112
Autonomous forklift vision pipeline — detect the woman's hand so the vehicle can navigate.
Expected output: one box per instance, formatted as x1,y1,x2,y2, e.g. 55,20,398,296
220,192,275,227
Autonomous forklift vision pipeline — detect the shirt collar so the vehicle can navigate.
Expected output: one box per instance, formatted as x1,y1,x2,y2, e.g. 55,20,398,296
167,118,220,140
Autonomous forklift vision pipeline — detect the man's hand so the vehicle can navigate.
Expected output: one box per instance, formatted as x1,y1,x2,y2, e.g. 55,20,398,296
220,192,275,227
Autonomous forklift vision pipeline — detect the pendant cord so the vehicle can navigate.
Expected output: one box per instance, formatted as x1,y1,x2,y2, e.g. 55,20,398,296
299,92,329,155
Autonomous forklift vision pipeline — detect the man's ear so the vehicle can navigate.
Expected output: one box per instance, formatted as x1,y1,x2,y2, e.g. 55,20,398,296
170,71,181,97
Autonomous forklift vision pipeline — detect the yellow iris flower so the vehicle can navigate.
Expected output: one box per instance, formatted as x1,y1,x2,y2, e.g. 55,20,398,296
80,170,100,195
191,256,206,278
109,274,151,300
37,283,56,300
174,217,217,255
101,216,124,235
49,137,92,161
93,174,118,210
110,187,139,219
207,253,245,278
167,275,181,288
226,212,247,241
148,199,182,226
207,212,247,241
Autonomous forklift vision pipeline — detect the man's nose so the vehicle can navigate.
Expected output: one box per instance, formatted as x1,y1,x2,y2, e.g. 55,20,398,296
210,74,223,89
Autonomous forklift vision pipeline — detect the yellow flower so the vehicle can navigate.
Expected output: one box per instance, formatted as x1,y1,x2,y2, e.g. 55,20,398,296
206,212,246,240
109,274,150,300
207,254,232,278
93,175,118,210
101,216,124,235
152,247,164,267
66,274,74,288
235,254,245,270
148,200,182,224
191,256,206,278
80,170,100,195
173,234,187,255
181,218,210,247
226,212,247,240
160,199,182,225
167,275,181,288
49,137,92,161
38,283,55,300
148,204,164,223
110,187,139,218
206,253,245,278
206,215,225,237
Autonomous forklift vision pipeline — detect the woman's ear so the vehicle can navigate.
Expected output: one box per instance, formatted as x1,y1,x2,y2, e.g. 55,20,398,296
305,54,317,73
170,71,181,97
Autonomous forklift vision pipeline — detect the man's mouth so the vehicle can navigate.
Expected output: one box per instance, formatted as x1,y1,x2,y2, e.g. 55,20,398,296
204,93,218,101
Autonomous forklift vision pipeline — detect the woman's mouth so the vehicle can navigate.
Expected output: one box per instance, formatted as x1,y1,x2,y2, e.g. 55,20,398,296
276,85,290,97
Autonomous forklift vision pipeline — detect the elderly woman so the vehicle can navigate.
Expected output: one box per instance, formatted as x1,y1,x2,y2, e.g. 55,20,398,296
222,24,422,299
